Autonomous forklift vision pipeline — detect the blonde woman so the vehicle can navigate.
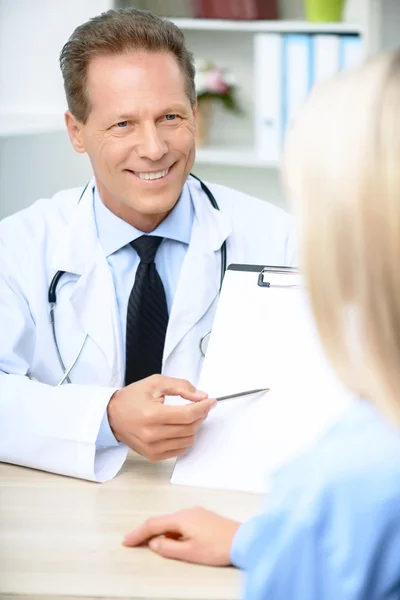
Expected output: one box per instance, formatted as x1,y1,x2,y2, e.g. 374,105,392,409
123,51,400,598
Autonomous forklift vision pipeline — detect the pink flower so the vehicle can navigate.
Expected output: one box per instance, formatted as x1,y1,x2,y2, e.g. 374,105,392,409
205,68,230,95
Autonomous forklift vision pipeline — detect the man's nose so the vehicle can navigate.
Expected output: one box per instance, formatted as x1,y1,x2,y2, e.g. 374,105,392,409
136,123,168,162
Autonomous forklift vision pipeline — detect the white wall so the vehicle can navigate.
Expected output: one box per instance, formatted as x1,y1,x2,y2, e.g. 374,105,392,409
0,0,113,114
0,132,92,218
0,0,112,218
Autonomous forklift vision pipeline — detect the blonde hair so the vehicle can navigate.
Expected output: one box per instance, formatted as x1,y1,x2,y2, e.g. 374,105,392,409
284,50,400,425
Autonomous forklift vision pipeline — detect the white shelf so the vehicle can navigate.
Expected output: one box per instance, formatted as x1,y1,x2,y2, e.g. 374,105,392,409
171,18,364,35
0,113,65,138
195,146,277,168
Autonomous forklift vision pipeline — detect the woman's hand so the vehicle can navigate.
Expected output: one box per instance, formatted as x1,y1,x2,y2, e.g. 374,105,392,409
123,507,241,566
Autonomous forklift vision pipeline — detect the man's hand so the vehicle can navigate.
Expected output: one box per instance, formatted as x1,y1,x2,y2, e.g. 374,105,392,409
107,375,216,461
122,507,240,566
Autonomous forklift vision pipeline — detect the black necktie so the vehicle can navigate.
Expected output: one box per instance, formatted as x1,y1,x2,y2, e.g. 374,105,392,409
125,236,169,385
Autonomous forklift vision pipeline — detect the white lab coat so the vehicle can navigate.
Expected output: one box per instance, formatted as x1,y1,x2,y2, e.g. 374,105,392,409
0,176,295,482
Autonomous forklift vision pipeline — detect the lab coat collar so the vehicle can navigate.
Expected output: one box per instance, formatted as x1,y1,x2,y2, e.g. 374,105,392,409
51,179,98,276
187,175,232,251
51,176,232,274
163,176,232,363
50,179,123,382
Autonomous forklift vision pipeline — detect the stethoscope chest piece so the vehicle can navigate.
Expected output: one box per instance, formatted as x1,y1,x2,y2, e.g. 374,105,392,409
199,329,211,357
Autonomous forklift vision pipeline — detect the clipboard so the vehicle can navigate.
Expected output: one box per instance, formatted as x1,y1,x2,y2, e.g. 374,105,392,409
171,264,354,495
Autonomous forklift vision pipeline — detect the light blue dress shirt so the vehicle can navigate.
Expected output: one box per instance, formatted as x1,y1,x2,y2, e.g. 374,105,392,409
93,184,194,447
231,400,400,599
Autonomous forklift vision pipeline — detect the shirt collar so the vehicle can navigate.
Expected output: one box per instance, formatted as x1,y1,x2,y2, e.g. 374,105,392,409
94,182,194,258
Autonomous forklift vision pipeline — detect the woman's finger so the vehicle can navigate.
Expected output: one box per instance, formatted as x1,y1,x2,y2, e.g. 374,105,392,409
122,513,185,547
148,536,194,562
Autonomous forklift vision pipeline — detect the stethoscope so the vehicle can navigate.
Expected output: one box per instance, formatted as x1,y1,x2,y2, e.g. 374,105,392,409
48,174,227,385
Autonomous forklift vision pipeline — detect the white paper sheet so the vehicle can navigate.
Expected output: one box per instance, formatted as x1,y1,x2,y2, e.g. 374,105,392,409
171,268,354,494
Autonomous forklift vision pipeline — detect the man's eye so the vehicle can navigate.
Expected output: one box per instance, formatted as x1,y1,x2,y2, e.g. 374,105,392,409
165,114,177,121
116,121,129,128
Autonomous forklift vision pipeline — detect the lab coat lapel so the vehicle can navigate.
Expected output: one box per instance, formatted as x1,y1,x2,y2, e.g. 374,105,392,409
50,181,123,385
163,178,232,364
68,246,123,384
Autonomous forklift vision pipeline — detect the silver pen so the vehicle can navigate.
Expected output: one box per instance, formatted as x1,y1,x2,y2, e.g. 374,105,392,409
216,388,269,402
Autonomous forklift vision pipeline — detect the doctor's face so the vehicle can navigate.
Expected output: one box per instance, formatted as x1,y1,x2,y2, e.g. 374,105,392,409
66,51,197,231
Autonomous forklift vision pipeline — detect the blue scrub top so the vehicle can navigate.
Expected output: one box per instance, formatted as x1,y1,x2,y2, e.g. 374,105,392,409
231,400,400,600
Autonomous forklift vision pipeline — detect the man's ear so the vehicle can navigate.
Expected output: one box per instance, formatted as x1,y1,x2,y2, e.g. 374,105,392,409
65,110,86,154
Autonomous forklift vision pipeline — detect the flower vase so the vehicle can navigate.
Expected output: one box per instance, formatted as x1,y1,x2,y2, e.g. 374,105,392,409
196,98,214,147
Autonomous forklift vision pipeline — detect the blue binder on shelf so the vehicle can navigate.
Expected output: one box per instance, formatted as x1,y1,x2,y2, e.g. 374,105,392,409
282,34,314,132
339,35,365,70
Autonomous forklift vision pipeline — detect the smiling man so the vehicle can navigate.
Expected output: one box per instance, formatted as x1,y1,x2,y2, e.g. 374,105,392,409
65,50,198,232
0,8,295,482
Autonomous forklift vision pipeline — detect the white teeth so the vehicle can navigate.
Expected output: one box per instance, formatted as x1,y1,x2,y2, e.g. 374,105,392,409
135,168,169,180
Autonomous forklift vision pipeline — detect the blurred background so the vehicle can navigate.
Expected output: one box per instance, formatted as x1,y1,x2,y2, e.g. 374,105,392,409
0,0,398,219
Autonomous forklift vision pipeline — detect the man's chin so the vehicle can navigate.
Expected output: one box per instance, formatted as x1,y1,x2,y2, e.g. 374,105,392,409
125,185,182,214
121,195,176,216
139,201,177,217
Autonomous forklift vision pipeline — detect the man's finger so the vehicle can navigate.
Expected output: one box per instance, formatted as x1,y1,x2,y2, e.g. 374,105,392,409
162,416,206,439
148,537,193,562
151,435,195,455
161,398,216,425
137,417,206,445
156,447,189,460
152,376,209,403
123,514,184,547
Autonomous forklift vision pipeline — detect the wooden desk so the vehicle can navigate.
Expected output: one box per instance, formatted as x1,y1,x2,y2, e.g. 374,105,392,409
0,453,262,600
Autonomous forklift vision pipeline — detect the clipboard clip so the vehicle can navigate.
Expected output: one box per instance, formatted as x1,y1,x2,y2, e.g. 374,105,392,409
257,266,300,288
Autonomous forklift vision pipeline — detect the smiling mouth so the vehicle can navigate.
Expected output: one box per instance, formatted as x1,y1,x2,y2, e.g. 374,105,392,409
126,164,175,181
